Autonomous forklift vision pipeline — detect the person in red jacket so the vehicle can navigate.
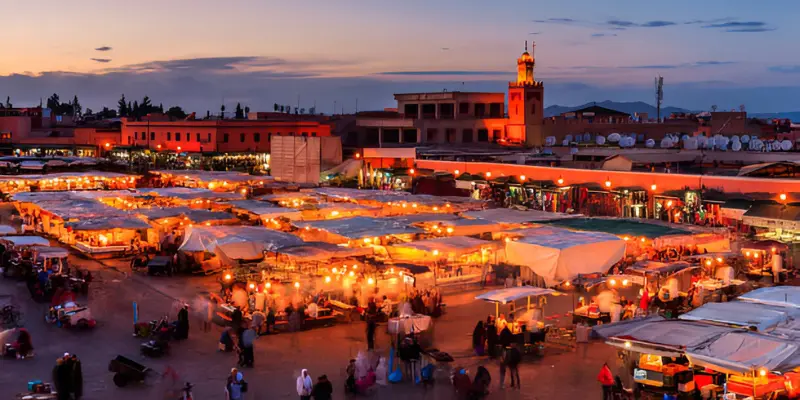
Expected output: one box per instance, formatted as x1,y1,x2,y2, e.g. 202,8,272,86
597,362,614,400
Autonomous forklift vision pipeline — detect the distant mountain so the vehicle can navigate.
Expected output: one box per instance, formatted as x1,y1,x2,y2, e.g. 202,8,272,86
748,112,800,122
544,100,692,118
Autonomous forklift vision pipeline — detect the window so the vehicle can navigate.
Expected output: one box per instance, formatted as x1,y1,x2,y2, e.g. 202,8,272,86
301,132,308,137
134,132,138,140
127,136,131,145
459,103,470,114
175,132,181,141
402,129,417,143
268,133,272,141
426,129,438,142
311,132,316,137
462,129,473,143
207,133,211,142
492,130,502,141
150,132,155,141
196,133,200,142
254,133,261,143
223,133,229,143
240,133,245,142
477,129,489,142
166,132,171,141
475,103,487,118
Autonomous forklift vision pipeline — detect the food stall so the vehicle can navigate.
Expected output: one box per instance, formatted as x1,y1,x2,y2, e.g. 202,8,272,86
387,236,499,287
628,261,699,314
293,216,423,246
740,240,790,283
564,274,644,325
476,286,565,350
67,217,151,257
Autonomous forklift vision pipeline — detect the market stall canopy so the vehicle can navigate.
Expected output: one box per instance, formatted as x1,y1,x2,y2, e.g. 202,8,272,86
386,213,462,225
35,246,70,258
66,217,151,231
226,200,302,220
139,187,243,200
653,231,731,252
679,301,797,331
1,236,50,246
628,261,695,276
686,332,799,375
277,242,373,262
504,227,626,286
436,218,516,236
151,170,260,184
742,202,800,231
543,217,690,239
180,225,302,253
312,187,485,210
738,286,800,308
182,209,237,224
0,225,17,235
592,315,666,339
138,207,192,220
462,209,579,224
606,319,734,356
388,236,498,261
0,170,136,182
475,286,563,304
321,158,362,179
294,216,423,240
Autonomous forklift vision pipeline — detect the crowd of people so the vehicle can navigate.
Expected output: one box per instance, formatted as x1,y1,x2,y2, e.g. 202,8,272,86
52,352,83,400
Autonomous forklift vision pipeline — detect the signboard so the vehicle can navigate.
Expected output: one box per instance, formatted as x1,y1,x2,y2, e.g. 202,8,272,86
582,112,596,117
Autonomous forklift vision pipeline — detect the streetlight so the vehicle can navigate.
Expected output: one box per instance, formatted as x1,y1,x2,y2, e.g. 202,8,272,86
485,172,492,178
557,177,564,185
780,193,787,202
650,184,657,191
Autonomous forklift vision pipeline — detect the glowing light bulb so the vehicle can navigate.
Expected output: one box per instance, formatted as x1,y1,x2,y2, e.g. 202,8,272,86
557,178,564,185
294,282,300,288
780,193,787,201
332,268,338,274
325,276,331,283
249,283,255,289
349,271,355,277
520,175,526,181
446,227,454,234
454,169,460,175
609,279,617,286
368,277,375,285
224,274,232,281
485,172,492,178
433,250,439,256
650,184,657,191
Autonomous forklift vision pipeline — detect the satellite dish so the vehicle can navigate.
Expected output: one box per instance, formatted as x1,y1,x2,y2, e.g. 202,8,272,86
771,141,781,151
562,139,569,146
596,135,606,145
731,141,742,151
741,135,750,144
545,136,556,146
749,139,763,151
565,134,573,142
660,138,673,148
781,140,792,151
731,135,740,143
716,136,730,149
608,133,621,143
583,133,591,142
681,134,690,142
575,134,582,143
569,147,579,154
684,137,698,150
645,139,655,148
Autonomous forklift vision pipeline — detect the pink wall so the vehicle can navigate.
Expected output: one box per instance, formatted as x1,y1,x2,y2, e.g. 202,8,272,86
415,160,800,196
0,117,32,139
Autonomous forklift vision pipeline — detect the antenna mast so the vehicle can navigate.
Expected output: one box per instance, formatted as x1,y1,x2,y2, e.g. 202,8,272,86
655,76,664,122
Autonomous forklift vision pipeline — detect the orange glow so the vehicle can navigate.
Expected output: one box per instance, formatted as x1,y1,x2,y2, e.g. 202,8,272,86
754,253,759,259
294,282,300,288
367,277,375,285
355,153,361,159
780,193,787,201
520,175,526,181
104,143,111,148
604,180,612,188
706,260,712,266
623,236,630,241
266,282,271,288
640,238,645,243
177,146,181,151
156,144,162,149
650,184,657,191
325,276,331,283
716,257,723,263
667,200,673,207
409,169,415,174
249,283,255,289
564,281,570,287
224,274,232,281
746,251,751,257
772,247,777,253
433,250,439,256
446,227,454,234
485,172,492,178
454,169,460,175
557,177,564,185
348,271,355,277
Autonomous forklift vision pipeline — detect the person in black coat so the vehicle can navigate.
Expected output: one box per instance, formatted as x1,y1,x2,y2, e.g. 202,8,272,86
311,375,333,400
176,305,189,340
366,316,377,350
70,354,83,399
485,317,498,358
231,306,243,333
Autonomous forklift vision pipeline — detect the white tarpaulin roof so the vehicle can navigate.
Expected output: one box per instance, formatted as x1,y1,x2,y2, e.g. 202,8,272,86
152,170,259,184
738,286,800,308
277,242,374,262
1,236,50,246
475,286,562,304
606,319,734,356
388,236,497,260
686,332,799,374
679,301,795,331
294,216,423,239
463,209,580,224
66,217,151,231
0,171,135,182
139,187,243,200
179,226,303,260
227,200,302,219
0,225,17,235
505,227,626,286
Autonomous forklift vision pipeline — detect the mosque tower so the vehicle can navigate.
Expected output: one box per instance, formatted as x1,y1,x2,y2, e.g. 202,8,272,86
507,41,544,146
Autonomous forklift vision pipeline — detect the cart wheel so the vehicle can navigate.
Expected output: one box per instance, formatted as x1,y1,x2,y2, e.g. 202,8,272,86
113,373,128,387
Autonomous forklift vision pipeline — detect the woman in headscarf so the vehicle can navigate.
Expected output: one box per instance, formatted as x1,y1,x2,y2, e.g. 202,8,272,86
485,316,498,358
472,321,485,356
297,369,313,400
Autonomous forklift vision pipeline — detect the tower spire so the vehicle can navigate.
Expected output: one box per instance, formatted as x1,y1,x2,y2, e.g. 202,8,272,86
525,40,528,52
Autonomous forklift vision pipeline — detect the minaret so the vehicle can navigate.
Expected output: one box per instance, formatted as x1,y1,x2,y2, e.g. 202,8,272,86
507,40,544,146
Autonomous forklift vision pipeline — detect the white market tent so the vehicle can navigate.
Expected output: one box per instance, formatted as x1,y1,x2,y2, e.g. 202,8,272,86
294,216,423,241
388,236,498,261
226,200,302,220
179,226,303,261
0,225,17,235
138,187,243,200
462,208,580,224
66,217,152,231
1,236,50,247
738,286,800,308
277,242,374,262
605,319,734,356
685,332,799,375
504,227,626,286
679,301,797,332
475,286,562,304
151,170,260,184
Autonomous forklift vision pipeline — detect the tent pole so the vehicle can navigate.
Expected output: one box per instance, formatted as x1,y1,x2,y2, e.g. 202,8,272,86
495,302,499,319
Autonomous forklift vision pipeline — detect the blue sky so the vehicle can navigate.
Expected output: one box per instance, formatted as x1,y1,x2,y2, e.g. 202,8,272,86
1,0,798,112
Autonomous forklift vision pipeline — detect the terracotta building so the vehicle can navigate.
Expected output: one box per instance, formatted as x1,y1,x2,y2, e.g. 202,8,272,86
121,117,332,153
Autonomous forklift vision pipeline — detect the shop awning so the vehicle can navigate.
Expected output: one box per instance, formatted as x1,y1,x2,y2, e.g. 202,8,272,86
178,226,303,257
592,315,666,339
628,260,695,276
66,217,151,231
543,217,690,239
294,216,423,240
388,236,497,260
226,200,302,220
742,203,800,230
139,187,243,200
462,209,579,224
277,242,373,262
0,225,17,235
475,286,563,304
605,319,734,356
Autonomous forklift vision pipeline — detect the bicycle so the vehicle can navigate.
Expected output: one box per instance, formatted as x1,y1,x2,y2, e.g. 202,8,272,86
1,305,22,328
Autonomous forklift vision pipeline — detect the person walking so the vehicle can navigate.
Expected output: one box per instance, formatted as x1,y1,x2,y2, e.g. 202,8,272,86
70,353,84,399
366,316,377,350
240,326,256,367
176,304,189,340
345,359,356,394
311,375,333,400
297,369,313,400
505,342,522,389
225,368,246,400
597,362,615,400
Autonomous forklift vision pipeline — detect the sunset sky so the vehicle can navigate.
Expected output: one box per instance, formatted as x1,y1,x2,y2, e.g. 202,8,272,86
1,0,798,112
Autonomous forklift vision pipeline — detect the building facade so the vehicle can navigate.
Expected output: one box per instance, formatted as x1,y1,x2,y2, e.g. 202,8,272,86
121,117,332,153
